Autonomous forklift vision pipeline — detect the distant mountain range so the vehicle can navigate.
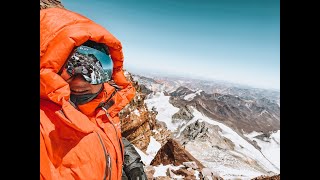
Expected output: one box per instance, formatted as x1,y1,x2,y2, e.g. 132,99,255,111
132,73,280,106
132,73,280,133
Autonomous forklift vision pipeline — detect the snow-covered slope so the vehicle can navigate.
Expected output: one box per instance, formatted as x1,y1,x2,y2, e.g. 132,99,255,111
244,130,280,170
143,90,280,179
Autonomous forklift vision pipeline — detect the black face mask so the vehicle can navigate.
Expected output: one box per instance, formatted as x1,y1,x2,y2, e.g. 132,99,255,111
70,86,103,106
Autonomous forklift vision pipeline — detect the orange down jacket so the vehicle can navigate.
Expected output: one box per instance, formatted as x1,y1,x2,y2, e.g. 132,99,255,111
40,8,135,180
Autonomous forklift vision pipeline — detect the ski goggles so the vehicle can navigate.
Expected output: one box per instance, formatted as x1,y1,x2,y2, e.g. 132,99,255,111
62,45,113,85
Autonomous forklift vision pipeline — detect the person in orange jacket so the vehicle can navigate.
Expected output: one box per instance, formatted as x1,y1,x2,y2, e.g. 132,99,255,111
40,7,147,180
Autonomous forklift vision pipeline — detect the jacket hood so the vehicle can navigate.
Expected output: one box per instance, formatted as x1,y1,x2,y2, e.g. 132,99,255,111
40,7,126,105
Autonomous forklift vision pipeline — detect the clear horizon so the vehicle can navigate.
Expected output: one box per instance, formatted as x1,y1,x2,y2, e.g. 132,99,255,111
63,0,280,90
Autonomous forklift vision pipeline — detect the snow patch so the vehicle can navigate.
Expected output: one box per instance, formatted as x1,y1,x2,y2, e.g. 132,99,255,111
146,136,162,157
245,130,280,169
134,145,154,166
153,164,183,177
258,110,269,116
145,91,180,131
183,90,203,101
133,109,140,116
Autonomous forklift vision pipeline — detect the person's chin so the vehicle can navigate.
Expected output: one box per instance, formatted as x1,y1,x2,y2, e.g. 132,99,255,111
70,90,90,95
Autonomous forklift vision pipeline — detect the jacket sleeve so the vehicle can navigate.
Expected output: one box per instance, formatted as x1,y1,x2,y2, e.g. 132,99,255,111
122,137,147,180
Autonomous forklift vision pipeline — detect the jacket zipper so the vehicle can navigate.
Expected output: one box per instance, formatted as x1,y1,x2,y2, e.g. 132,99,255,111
101,108,125,165
95,131,112,180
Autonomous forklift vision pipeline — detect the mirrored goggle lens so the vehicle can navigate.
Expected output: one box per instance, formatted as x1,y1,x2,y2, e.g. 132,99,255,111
65,45,113,85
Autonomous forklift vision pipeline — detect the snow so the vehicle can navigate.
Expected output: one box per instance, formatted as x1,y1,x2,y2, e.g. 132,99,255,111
184,141,264,180
178,107,279,178
194,170,200,179
271,130,280,141
258,110,269,116
216,166,263,180
214,165,262,180
152,129,160,134
244,131,263,139
146,136,162,157
184,90,203,101
184,93,197,101
153,164,184,178
133,145,154,166
133,109,140,116
133,136,162,166
145,91,180,131
153,165,169,177
245,130,280,170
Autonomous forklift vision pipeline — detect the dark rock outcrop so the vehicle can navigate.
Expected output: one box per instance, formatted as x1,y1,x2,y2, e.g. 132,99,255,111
150,138,205,169
169,86,195,97
171,106,194,121
178,120,235,150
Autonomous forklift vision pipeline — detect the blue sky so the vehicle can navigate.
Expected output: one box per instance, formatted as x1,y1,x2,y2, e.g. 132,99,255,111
63,0,280,90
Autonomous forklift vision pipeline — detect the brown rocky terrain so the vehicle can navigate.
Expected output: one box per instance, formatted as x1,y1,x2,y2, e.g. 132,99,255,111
251,174,280,180
121,71,180,149
119,71,158,151
120,71,175,152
